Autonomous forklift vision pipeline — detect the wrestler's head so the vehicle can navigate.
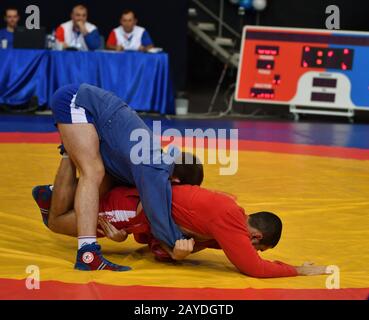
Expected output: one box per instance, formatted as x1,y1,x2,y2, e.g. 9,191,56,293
172,152,204,186
247,211,282,252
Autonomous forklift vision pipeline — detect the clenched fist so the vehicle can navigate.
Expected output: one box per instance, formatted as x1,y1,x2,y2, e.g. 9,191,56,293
171,238,195,260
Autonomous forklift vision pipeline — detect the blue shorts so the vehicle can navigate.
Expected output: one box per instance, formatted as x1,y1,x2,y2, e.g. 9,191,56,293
50,84,94,124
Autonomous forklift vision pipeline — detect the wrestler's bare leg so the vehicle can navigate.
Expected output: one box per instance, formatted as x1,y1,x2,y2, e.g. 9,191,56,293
48,156,117,237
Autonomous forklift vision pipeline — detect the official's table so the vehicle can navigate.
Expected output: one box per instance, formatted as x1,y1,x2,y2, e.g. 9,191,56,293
0,49,174,114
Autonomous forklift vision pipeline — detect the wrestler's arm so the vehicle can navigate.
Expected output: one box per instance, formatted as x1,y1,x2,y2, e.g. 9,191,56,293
213,221,298,278
134,166,185,247
136,201,204,259
211,217,329,278
98,198,198,260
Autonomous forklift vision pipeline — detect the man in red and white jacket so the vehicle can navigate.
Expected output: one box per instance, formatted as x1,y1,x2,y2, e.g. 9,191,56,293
55,4,100,51
106,9,154,52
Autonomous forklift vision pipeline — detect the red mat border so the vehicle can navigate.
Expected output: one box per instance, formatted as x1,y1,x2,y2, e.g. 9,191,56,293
1,132,369,160
0,279,368,300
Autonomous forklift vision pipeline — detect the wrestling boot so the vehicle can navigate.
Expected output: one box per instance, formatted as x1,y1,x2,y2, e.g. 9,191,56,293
32,185,53,227
75,242,131,271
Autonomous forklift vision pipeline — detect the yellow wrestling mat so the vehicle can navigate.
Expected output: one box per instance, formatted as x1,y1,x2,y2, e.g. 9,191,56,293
1,143,369,296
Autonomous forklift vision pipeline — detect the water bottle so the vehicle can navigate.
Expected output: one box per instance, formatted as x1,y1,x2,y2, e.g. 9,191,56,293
46,30,56,50
1,39,8,49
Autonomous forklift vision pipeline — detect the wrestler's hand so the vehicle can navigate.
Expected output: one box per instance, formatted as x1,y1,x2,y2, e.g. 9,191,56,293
98,217,128,242
295,262,331,276
171,238,195,260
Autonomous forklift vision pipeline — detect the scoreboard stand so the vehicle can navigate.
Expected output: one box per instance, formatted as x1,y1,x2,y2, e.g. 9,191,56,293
289,104,355,122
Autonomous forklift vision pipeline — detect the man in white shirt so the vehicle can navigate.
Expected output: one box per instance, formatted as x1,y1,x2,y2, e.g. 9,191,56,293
55,5,100,51
106,9,154,52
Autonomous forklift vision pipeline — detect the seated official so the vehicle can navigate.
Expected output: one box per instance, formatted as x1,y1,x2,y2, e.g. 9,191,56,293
106,9,154,52
55,4,100,51
0,7,20,49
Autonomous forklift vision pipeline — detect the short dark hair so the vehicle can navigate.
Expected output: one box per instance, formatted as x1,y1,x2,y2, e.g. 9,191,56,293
248,212,282,248
4,7,18,16
172,152,203,186
72,4,88,12
121,9,136,18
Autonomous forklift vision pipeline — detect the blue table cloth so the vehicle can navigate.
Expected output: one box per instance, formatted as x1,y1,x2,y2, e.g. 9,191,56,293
0,49,174,114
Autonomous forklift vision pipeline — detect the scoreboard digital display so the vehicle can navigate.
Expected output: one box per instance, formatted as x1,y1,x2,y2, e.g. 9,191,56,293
235,26,369,110
301,47,354,70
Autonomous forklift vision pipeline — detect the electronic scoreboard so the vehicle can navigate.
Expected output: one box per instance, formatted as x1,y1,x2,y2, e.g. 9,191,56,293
235,26,369,112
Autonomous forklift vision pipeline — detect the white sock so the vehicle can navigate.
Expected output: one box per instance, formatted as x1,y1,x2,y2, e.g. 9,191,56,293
78,236,96,249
